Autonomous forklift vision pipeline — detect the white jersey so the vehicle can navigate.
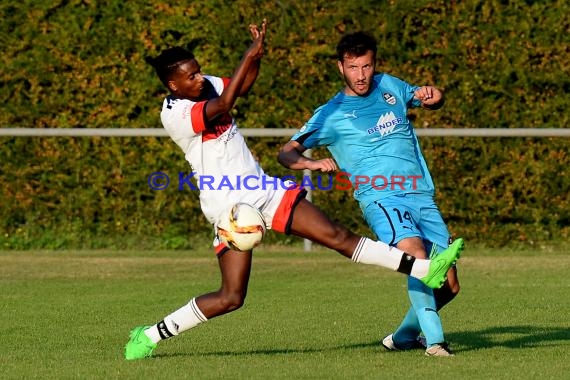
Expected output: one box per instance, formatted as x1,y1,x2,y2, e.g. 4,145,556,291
160,75,287,226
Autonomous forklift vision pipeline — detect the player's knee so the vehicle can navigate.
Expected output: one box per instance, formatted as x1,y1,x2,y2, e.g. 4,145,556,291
219,291,246,312
325,225,353,250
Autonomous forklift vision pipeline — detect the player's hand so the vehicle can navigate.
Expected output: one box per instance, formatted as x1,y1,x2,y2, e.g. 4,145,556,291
306,158,338,173
413,86,443,107
246,18,267,60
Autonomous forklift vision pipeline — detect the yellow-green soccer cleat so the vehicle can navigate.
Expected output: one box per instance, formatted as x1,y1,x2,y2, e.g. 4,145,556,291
125,326,157,360
421,238,464,289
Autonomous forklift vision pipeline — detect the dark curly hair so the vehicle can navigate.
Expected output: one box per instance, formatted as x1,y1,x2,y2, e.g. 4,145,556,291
336,31,377,62
145,47,195,88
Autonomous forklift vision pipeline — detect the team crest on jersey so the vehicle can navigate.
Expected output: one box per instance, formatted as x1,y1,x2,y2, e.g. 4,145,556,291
383,92,397,105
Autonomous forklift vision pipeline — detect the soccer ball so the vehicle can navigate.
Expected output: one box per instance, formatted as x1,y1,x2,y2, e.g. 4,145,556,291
216,203,266,251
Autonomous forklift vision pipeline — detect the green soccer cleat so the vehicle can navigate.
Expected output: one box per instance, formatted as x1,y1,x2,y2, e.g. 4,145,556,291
125,326,157,360
420,238,464,289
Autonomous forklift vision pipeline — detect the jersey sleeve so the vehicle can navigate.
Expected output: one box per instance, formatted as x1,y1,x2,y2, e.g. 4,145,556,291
408,84,422,108
403,79,421,108
290,105,333,149
161,98,208,139
383,73,421,108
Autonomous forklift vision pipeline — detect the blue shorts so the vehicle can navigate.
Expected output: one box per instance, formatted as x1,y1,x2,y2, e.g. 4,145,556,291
361,193,450,254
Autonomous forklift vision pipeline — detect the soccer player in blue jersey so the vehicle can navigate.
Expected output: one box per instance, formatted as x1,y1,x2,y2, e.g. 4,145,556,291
278,31,461,356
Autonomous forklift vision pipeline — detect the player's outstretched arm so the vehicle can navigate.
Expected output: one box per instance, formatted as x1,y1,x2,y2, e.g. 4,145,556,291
204,19,267,121
238,19,267,96
278,141,338,172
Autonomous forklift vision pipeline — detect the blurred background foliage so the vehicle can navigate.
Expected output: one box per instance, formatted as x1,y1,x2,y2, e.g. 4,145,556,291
1,0,568,249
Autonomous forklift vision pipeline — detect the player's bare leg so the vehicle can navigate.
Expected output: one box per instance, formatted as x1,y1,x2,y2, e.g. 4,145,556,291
195,249,253,317
288,199,462,287
288,199,360,257
125,249,253,360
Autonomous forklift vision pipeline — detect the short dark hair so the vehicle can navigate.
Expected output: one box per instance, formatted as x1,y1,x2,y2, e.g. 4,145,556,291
146,47,195,88
336,31,377,62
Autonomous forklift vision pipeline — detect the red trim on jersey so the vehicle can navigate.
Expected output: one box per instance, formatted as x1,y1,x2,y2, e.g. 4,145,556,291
194,77,233,142
272,188,308,234
190,101,207,133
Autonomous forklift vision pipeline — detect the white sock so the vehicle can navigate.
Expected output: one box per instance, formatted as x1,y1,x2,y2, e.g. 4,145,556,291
409,259,430,279
351,238,430,279
145,298,208,344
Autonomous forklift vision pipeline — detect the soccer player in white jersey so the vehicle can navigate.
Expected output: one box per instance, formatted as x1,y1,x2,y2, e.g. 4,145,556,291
279,32,461,356
124,21,463,360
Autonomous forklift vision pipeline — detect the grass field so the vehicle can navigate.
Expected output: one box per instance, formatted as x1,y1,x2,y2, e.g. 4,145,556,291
1,244,569,379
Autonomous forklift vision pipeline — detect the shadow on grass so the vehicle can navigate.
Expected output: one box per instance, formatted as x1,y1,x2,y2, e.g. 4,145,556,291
153,341,380,359
447,325,570,353
152,325,570,358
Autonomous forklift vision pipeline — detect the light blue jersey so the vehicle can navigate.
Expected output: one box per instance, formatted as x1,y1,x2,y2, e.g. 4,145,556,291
291,73,435,207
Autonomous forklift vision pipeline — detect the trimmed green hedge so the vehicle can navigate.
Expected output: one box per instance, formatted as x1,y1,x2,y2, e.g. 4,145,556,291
1,0,568,248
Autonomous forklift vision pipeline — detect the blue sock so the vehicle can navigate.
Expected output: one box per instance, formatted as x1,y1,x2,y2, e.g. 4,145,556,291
393,286,457,347
392,306,421,348
393,277,444,347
